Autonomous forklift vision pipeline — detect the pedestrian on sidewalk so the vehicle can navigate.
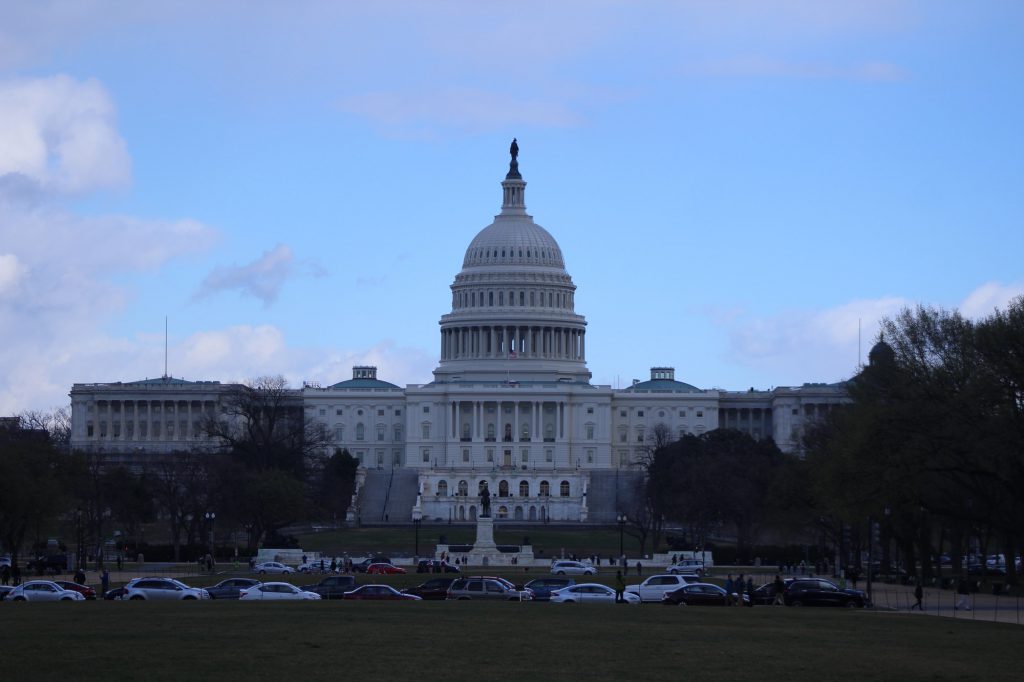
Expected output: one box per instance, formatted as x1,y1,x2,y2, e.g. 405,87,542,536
911,581,923,611
955,577,971,611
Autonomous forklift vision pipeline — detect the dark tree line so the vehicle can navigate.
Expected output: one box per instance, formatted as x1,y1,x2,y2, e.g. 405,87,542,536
0,377,358,564
804,298,1024,584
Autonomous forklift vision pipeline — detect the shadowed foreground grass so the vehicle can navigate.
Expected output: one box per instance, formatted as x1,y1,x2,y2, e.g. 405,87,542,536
4,601,1020,681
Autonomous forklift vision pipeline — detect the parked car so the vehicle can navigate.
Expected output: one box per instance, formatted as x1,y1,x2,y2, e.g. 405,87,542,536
750,579,795,605
353,557,392,573
403,578,457,600
524,578,575,602
625,574,702,603
307,575,357,600
103,587,127,600
0,585,14,601
666,559,706,577
123,577,210,601
53,581,97,600
550,583,640,604
447,577,532,601
550,561,596,576
5,580,85,601
252,562,295,575
417,559,460,574
343,584,421,601
661,583,744,606
784,579,868,608
206,578,262,599
366,563,406,575
26,554,68,574
239,582,320,601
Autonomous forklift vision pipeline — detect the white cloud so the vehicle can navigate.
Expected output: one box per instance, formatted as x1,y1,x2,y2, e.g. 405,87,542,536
0,75,131,192
0,253,26,297
716,296,911,384
959,281,1024,319
195,243,319,306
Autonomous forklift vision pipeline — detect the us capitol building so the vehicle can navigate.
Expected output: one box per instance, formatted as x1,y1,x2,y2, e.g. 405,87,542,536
70,144,846,525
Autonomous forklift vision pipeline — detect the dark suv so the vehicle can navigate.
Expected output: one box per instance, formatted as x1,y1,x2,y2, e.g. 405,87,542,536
403,577,457,600
308,575,357,599
447,577,532,601
784,578,868,608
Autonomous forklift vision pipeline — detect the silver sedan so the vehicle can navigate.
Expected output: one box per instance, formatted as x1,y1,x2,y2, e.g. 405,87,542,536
5,580,86,602
549,583,640,604
239,582,321,600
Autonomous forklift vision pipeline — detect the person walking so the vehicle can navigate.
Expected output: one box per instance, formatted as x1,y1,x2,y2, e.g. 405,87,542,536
773,574,786,606
746,577,755,607
615,570,626,603
735,574,745,606
955,577,971,611
74,567,86,585
725,575,734,605
636,561,643,577
912,581,924,611
101,568,110,596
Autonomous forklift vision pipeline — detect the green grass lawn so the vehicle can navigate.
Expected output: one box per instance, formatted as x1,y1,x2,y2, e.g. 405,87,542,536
295,524,653,558
2,599,1019,681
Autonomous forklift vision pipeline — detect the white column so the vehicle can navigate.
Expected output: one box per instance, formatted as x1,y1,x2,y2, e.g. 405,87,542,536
513,401,519,442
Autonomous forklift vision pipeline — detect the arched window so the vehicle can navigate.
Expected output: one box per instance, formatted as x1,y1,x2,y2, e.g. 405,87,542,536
462,422,471,440
458,480,469,496
544,423,554,441
489,292,494,306
530,291,535,306
519,481,529,497
356,423,365,441
528,506,537,521
519,291,525,306
539,480,550,497
486,423,495,441
422,422,431,439
394,425,402,441
437,480,448,496
514,506,523,520
334,425,344,441
503,424,512,442
560,480,570,497
521,422,530,440
497,505,508,519
469,505,477,521
458,506,466,520
498,480,509,497
478,480,488,493
498,292,504,306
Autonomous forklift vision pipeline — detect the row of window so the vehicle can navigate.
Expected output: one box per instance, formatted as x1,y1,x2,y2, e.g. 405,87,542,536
86,420,200,439
617,409,705,418
316,407,402,417
453,288,573,310
425,479,572,497
467,246,561,262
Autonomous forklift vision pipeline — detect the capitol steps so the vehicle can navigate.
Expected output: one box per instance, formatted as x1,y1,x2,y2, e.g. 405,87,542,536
357,468,420,523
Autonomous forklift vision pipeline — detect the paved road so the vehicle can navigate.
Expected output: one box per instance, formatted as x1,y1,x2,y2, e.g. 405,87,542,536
866,580,1024,625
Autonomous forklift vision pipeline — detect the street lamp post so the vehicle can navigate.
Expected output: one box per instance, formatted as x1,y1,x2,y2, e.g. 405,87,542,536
412,510,422,559
617,513,626,561
204,512,216,560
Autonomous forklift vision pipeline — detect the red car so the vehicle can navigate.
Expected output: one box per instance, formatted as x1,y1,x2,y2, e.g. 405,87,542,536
54,581,97,600
342,585,421,601
366,563,406,575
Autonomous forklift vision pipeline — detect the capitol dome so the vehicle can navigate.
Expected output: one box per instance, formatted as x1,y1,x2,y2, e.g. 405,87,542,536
433,142,591,385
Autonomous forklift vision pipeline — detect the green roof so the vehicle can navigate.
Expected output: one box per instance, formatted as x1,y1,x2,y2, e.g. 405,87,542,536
623,379,702,393
328,378,400,390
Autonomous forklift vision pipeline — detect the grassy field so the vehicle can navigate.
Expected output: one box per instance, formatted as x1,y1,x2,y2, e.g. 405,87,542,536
295,524,653,557
3,597,1019,681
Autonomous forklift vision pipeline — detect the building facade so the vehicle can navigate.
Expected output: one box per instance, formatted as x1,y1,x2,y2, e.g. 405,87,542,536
69,148,846,521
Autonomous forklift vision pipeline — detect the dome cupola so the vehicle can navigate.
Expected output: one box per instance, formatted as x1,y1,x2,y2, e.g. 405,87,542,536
434,142,590,384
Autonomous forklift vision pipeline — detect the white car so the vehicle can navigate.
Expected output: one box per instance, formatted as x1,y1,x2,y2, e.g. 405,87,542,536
239,582,321,600
123,577,210,600
550,561,597,576
549,583,640,604
5,580,85,602
667,560,706,577
625,574,702,603
253,561,295,575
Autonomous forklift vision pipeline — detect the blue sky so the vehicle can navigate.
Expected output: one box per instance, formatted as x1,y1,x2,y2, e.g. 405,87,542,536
1,1,1022,413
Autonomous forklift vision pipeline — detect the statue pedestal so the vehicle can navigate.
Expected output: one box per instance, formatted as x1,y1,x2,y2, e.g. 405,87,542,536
474,515,497,551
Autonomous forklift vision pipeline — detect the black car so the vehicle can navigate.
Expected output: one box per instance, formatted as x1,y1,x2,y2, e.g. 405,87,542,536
354,557,392,573
662,583,746,606
308,575,357,599
403,578,457,600
103,587,127,600
206,578,261,599
784,579,868,608
750,579,795,605
0,585,14,601
524,578,575,601
26,554,69,574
